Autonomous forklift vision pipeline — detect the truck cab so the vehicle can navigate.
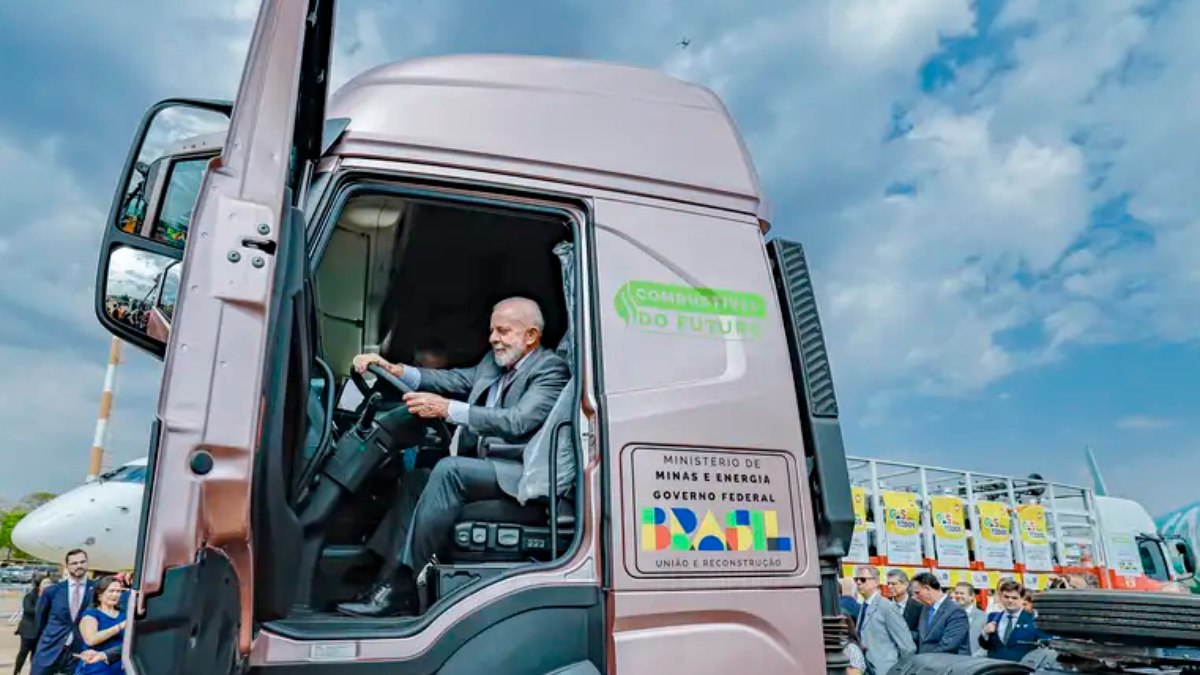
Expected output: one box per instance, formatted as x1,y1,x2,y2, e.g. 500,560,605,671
1095,495,1198,590
92,2,854,673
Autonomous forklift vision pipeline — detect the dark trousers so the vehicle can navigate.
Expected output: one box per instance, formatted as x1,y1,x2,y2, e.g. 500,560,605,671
367,456,505,579
30,647,75,675
13,637,36,674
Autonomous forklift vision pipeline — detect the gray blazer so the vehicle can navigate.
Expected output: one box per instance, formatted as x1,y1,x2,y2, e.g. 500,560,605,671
917,599,970,655
414,346,570,498
966,606,987,657
859,595,916,675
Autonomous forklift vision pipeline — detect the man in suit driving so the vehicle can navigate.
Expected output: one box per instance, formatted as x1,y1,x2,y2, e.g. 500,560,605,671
979,580,1046,661
853,566,916,675
338,297,570,617
911,572,970,655
31,549,95,675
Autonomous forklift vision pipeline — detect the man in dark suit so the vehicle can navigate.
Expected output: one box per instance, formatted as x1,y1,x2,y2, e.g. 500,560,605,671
979,580,1046,661
32,549,95,675
911,572,970,655
886,568,925,639
339,297,570,617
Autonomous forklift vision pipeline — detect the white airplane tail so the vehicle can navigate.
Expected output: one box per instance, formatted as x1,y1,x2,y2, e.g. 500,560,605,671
1086,445,1108,496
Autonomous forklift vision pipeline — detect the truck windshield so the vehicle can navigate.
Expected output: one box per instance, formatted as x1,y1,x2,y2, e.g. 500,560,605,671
99,464,148,484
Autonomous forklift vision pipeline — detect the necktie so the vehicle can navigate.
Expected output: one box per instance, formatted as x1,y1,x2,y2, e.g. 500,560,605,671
857,602,869,648
1002,613,1016,643
927,603,937,628
450,369,514,456
70,583,82,620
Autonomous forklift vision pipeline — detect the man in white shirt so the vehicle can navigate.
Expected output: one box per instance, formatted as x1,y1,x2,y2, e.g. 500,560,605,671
980,580,1046,661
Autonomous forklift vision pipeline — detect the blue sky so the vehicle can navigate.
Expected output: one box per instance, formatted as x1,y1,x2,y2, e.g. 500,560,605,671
0,0,1195,516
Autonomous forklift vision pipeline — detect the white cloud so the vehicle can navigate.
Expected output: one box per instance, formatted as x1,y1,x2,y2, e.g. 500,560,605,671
775,0,1200,412
0,130,161,500
0,341,160,500
0,134,106,334
1116,416,1174,431
825,0,975,70
1090,441,1200,515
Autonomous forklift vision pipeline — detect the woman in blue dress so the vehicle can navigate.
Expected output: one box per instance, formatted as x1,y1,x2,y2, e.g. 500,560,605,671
75,575,127,674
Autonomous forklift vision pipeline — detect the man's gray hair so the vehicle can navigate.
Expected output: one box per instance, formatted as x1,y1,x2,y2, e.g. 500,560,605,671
857,566,880,580
886,568,909,583
494,296,545,333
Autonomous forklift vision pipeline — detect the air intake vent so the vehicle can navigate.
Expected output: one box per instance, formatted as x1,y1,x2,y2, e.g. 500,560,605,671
822,615,851,671
769,239,839,418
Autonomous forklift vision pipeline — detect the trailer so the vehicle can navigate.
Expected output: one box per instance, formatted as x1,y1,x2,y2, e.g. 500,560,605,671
839,456,1197,600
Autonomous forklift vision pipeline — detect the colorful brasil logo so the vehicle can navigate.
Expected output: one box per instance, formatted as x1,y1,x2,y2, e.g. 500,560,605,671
641,507,793,552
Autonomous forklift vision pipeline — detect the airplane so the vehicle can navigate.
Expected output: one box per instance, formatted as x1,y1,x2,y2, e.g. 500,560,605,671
10,458,146,573
678,37,690,49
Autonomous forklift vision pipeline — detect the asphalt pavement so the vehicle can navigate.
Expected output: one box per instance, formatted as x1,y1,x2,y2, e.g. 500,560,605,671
0,586,23,671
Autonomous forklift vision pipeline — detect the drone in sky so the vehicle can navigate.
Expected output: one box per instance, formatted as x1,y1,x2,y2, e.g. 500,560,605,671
678,37,691,49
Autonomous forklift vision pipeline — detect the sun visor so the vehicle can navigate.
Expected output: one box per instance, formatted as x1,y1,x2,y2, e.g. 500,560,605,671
337,195,404,232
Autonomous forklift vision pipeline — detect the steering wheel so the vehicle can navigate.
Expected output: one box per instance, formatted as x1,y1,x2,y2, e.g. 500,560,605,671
351,363,453,446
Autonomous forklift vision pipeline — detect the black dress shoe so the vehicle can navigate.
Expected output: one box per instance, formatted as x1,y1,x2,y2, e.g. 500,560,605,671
337,581,418,617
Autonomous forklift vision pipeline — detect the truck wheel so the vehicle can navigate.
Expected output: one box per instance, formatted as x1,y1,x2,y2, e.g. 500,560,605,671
888,653,1032,675
1034,589,1200,646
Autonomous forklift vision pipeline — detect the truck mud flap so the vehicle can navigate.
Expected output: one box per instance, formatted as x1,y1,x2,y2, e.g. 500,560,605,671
132,550,242,675
1035,589,1200,646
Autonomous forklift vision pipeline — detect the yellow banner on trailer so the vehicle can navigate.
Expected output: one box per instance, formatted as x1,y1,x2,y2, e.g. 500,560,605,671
1017,504,1054,572
845,487,870,562
931,495,969,568
882,491,922,565
977,501,1015,569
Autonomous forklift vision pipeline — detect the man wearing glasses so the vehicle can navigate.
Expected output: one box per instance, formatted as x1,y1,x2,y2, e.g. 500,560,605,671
853,567,916,675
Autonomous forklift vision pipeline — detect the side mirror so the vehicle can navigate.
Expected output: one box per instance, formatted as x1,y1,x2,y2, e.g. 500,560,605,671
96,99,231,357
1168,536,1197,580
102,247,181,348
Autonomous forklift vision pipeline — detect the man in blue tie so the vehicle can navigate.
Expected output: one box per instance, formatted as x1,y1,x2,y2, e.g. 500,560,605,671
31,549,95,675
979,580,1046,661
911,572,970,655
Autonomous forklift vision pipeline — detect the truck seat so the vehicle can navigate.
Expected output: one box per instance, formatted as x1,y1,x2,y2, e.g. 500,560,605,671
450,495,575,563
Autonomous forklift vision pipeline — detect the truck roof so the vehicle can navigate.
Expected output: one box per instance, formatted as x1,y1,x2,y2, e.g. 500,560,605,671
325,54,770,221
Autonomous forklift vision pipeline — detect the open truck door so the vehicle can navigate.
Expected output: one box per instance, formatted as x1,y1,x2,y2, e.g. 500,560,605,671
93,1,333,671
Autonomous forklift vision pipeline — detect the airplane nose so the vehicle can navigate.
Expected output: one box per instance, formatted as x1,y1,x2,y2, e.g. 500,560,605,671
10,485,107,558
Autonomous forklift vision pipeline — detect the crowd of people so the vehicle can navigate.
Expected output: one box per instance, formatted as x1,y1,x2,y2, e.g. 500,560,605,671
837,565,1192,675
10,549,127,675
837,566,1050,675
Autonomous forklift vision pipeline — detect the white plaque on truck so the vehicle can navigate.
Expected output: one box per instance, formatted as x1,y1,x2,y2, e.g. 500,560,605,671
631,447,800,575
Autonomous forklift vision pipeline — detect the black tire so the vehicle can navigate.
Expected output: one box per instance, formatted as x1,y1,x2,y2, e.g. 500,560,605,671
1034,589,1200,646
888,654,1032,675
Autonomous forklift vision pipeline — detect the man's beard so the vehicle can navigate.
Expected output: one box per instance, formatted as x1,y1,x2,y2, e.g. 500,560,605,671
493,344,523,367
